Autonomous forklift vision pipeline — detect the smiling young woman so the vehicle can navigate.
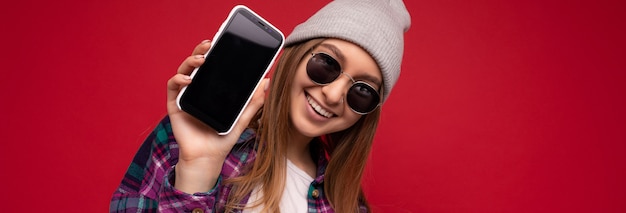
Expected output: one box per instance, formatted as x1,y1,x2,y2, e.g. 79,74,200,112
110,0,411,212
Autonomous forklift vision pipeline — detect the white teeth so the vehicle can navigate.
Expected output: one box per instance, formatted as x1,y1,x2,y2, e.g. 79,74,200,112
307,95,333,118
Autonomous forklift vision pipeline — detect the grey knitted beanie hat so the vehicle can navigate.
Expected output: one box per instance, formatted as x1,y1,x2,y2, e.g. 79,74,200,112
285,0,411,103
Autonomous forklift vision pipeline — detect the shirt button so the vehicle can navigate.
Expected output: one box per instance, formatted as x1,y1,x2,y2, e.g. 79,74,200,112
311,189,320,199
191,208,204,213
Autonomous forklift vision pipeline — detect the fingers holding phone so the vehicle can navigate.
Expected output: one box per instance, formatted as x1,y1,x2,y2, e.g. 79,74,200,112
167,55,208,116
175,40,212,76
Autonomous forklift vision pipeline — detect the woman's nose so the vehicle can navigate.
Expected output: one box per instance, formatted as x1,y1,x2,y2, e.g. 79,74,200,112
321,74,352,106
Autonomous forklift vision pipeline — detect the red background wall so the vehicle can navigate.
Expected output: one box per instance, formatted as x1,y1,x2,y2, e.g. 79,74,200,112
1,0,625,212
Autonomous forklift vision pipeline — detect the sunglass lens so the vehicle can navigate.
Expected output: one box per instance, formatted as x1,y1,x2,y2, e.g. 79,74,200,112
307,53,341,84
347,82,380,113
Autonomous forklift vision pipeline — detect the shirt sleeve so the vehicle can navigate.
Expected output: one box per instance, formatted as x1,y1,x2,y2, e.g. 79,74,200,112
109,116,221,212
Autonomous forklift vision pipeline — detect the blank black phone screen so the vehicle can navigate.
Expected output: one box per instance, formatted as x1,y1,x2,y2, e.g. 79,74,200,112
179,10,283,133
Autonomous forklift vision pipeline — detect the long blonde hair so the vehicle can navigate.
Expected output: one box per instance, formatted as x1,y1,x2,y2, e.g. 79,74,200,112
225,38,381,213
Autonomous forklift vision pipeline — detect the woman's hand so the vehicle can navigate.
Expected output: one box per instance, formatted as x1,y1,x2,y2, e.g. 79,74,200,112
166,40,269,193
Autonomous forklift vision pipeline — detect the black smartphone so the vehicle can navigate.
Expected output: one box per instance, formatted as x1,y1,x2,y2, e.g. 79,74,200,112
177,5,284,135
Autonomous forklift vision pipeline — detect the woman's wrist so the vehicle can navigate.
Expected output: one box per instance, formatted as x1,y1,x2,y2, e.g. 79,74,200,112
174,158,225,194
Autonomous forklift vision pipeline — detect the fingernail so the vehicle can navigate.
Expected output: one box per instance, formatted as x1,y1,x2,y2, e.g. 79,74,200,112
201,39,211,44
183,75,191,80
194,54,204,59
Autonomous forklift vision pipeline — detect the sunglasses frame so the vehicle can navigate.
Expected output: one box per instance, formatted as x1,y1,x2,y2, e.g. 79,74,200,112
307,52,382,115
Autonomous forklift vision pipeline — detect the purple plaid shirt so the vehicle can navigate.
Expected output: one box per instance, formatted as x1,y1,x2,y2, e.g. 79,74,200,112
110,116,367,212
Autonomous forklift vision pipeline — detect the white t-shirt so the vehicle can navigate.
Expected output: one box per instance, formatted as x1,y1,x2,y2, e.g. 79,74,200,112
243,159,314,213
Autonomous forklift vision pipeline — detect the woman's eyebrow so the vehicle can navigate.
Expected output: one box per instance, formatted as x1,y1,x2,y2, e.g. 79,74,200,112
318,43,346,63
318,43,383,87
362,75,383,89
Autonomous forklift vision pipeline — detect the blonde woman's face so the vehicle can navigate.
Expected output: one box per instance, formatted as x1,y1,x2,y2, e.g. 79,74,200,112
289,39,382,137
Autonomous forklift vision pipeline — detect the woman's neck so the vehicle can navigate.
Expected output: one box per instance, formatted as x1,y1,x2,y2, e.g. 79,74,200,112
285,132,317,178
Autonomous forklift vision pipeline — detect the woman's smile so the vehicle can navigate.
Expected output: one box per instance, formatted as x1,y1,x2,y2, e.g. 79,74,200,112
306,93,335,118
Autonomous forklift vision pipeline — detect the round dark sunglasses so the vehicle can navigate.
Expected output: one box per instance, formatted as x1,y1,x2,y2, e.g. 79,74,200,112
306,52,381,114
